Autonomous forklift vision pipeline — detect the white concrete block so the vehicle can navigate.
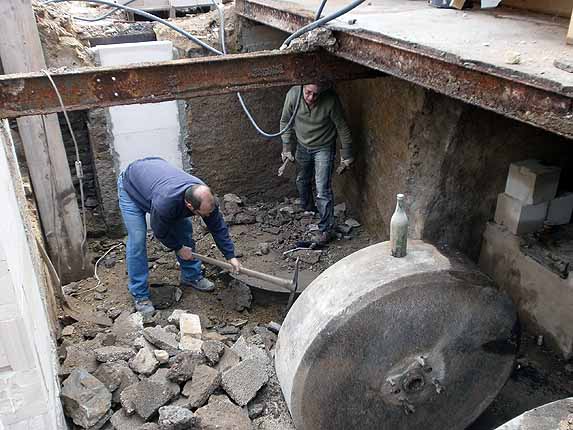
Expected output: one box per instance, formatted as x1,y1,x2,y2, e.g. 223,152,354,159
122,0,170,10
494,193,547,235
171,0,212,7
93,41,173,67
546,192,573,226
505,160,561,205
179,336,203,353
109,102,180,134
179,314,202,339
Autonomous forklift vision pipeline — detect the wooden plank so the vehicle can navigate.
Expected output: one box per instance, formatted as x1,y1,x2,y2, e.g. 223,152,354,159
0,51,378,118
567,7,573,45
0,0,89,283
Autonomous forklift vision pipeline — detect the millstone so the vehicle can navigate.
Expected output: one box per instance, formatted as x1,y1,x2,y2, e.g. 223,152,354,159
275,241,518,430
495,398,573,429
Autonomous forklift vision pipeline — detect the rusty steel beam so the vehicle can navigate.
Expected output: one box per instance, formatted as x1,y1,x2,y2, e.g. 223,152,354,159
0,50,378,118
236,0,573,139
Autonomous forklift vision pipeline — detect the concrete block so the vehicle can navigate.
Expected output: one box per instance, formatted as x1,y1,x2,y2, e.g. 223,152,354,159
479,222,573,358
179,313,202,339
494,193,547,235
221,359,269,406
505,160,561,205
546,192,573,225
179,336,203,353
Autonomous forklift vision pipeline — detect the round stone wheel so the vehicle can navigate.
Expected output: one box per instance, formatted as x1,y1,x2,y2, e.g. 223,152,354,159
275,241,518,430
495,398,573,429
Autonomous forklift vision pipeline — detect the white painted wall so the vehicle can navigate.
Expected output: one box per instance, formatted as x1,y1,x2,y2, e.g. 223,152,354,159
0,120,66,429
92,41,184,173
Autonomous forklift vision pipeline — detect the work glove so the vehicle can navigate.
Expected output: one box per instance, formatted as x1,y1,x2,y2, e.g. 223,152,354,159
336,157,354,175
281,144,294,163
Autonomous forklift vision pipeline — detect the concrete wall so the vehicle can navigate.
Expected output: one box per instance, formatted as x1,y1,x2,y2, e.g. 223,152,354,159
0,120,65,429
335,77,573,259
187,20,295,200
480,222,573,358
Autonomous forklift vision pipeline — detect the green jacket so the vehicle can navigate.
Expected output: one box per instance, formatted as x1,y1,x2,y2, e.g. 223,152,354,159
280,86,353,160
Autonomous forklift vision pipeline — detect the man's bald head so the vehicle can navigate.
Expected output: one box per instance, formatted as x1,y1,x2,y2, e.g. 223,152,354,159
184,184,216,217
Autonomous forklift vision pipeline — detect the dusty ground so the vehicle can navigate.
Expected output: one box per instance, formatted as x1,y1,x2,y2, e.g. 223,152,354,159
59,196,573,429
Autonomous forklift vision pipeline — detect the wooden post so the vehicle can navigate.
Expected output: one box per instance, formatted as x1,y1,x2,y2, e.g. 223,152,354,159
0,0,89,283
567,11,573,45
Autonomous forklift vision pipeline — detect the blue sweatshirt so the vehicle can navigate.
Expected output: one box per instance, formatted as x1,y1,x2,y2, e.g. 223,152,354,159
122,157,235,259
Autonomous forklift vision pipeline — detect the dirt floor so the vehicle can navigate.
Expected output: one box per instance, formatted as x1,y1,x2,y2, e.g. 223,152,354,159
57,195,573,429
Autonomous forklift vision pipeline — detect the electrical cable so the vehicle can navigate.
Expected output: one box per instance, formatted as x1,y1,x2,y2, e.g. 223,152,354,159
43,0,223,55
283,0,366,48
42,0,364,138
73,0,137,22
42,69,88,264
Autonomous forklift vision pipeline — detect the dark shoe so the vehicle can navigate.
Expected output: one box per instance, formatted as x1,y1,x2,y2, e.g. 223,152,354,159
313,230,336,246
134,298,155,315
181,277,215,292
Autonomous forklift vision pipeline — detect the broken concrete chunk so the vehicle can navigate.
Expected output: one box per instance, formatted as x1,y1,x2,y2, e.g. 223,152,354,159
218,279,252,312
154,350,170,364
287,249,321,265
266,322,281,335
231,336,272,373
202,340,225,365
120,379,177,420
182,365,221,409
93,361,125,392
110,408,146,430
95,346,135,363
180,313,202,338
167,309,189,327
112,312,144,346
133,335,155,351
345,218,361,228
167,351,203,383
129,347,159,375
215,347,241,374
334,202,347,218
143,326,179,354
158,405,196,430
221,359,269,406
60,343,99,376
61,369,112,429
248,403,265,420
224,193,243,205
62,325,75,336
179,335,204,353
150,368,180,395
194,394,252,430
111,363,140,405
141,424,160,430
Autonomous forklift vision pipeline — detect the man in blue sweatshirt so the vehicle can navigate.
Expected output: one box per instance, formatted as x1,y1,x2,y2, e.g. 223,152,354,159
117,157,241,314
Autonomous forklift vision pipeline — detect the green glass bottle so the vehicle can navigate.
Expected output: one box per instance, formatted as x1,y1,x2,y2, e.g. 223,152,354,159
390,193,408,258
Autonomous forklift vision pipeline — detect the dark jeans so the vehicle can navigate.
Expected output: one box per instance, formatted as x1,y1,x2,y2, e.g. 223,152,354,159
295,144,335,233
117,173,201,300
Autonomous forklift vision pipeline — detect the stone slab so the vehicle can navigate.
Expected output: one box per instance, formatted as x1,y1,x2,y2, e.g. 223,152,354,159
221,358,269,406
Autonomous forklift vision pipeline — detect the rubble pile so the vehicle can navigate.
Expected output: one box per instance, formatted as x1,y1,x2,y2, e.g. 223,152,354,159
58,309,293,429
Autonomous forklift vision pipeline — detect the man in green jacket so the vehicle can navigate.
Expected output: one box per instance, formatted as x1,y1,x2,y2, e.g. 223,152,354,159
280,83,354,245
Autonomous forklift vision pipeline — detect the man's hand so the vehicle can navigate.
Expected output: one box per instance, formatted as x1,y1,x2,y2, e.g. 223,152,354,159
281,151,294,163
336,157,354,175
177,246,194,261
228,257,241,274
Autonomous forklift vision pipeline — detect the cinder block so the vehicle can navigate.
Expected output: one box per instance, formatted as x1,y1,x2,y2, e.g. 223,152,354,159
546,192,573,225
494,193,547,235
179,314,202,339
505,160,561,205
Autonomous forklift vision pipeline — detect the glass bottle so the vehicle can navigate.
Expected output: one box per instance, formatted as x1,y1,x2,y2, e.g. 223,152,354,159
390,193,408,258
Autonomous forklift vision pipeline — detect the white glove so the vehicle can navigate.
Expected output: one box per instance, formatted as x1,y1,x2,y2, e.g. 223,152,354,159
336,157,354,175
281,151,295,163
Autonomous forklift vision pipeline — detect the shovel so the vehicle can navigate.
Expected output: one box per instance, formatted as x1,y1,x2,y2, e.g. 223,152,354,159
191,252,300,314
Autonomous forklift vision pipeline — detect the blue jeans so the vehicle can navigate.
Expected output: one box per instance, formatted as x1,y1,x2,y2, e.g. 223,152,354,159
295,144,335,233
117,174,202,300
